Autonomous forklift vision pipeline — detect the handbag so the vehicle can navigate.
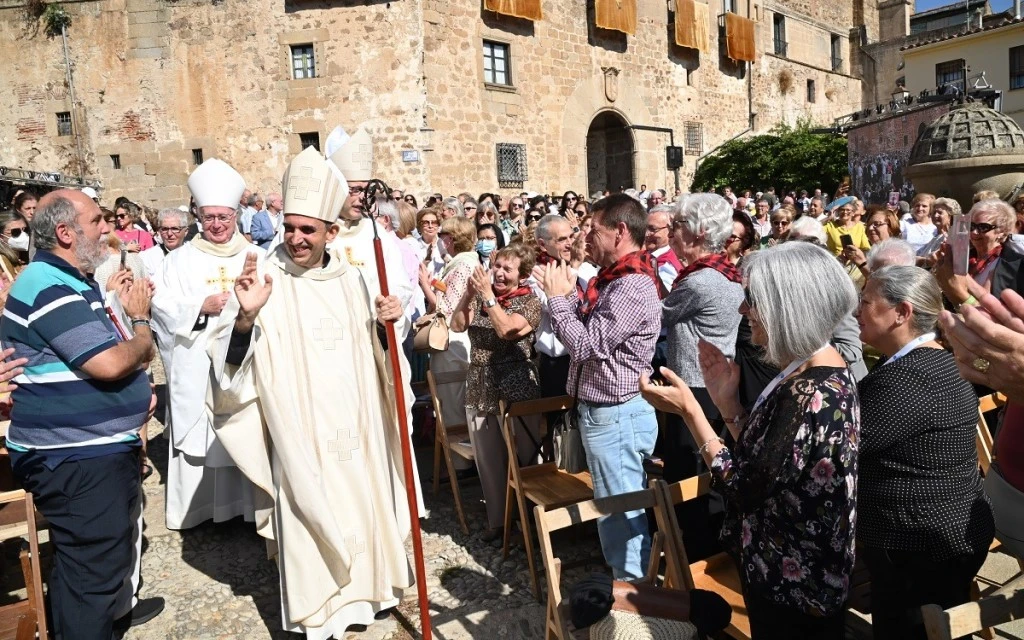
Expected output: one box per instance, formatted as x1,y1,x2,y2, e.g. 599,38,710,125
412,313,450,353
553,364,588,474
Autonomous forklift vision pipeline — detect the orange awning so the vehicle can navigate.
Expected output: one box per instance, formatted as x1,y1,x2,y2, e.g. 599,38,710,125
675,0,711,52
484,0,542,21
725,12,756,62
595,0,637,35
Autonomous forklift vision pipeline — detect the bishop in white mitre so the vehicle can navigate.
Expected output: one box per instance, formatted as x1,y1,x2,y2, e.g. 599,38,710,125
151,159,261,530
325,127,414,339
208,146,416,639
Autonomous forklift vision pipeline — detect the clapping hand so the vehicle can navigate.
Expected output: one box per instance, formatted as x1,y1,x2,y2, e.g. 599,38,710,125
939,279,1024,402
469,266,493,301
538,261,575,298
233,252,272,331
698,340,744,419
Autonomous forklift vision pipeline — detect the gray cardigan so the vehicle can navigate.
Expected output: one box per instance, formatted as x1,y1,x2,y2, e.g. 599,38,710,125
662,268,744,388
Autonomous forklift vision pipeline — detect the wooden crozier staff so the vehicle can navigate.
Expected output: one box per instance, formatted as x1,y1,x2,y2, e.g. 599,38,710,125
362,179,432,639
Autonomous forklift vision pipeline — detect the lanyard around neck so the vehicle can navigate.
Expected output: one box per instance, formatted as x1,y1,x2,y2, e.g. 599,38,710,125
880,332,936,367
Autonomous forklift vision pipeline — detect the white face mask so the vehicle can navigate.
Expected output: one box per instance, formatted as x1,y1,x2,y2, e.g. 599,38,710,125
7,232,29,252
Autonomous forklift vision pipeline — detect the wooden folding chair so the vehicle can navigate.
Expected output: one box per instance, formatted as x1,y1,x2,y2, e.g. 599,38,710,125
427,369,475,535
499,396,594,602
976,392,1005,477
534,484,684,640
922,588,1024,640
656,474,751,640
0,490,48,640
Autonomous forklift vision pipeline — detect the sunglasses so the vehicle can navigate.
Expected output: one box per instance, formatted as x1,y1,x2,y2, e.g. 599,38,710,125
970,222,997,234
512,203,524,209
743,287,754,308
116,214,129,219
421,220,439,227
159,226,186,234
464,206,478,212
5,228,26,238
527,214,542,222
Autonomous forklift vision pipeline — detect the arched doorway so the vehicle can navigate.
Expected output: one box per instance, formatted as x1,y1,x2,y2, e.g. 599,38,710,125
586,111,635,196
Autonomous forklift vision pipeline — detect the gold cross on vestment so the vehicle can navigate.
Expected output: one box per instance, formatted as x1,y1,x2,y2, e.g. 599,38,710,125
327,428,359,461
206,266,233,293
344,533,367,557
288,166,321,200
344,246,365,267
312,318,345,350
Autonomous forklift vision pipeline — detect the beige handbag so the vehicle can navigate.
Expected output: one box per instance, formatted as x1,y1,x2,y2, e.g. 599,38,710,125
412,313,450,353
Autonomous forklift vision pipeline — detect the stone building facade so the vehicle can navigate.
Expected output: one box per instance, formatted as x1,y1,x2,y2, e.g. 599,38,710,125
0,0,880,206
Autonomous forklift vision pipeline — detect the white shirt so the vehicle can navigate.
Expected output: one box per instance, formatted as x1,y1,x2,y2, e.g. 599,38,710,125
650,245,678,293
901,220,937,253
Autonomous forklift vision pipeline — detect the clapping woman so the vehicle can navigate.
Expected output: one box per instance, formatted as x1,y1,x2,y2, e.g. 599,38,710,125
641,241,859,640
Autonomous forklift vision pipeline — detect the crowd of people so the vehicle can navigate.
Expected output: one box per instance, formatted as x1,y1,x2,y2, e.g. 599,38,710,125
2,138,1024,640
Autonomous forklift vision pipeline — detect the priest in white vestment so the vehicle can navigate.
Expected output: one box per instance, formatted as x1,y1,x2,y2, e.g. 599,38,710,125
151,159,260,530
209,147,415,639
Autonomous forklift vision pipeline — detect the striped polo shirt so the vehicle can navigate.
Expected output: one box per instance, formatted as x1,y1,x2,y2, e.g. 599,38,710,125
0,251,150,454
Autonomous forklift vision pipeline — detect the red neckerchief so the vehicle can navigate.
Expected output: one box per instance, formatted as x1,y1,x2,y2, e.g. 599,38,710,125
536,252,560,267
672,252,742,289
578,250,658,319
969,244,1002,277
495,283,533,309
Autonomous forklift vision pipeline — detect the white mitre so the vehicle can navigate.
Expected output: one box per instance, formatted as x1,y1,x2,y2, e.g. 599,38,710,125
188,158,245,209
282,146,349,223
325,125,374,182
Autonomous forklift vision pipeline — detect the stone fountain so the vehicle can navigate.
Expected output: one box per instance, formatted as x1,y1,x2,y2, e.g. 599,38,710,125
905,102,1024,209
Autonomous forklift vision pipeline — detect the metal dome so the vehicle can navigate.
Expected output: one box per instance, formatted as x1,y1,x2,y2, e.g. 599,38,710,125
909,102,1024,165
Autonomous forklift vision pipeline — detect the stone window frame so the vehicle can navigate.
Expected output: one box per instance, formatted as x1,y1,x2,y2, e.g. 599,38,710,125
290,43,316,80
482,39,514,90
772,13,787,58
278,29,329,86
806,79,816,103
1010,45,1024,91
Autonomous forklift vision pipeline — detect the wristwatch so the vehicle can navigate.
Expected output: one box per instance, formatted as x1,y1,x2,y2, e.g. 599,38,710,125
483,298,497,309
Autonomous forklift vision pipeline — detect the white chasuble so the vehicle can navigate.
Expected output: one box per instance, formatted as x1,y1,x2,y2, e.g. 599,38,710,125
210,246,420,639
329,218,414,340
151,233,265,530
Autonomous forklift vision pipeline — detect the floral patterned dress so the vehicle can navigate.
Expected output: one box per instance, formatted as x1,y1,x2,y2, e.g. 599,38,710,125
710,365,859,616
465,294,542,415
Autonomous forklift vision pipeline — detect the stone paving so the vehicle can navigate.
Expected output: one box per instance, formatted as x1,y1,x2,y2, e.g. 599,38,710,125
3,358,1023,639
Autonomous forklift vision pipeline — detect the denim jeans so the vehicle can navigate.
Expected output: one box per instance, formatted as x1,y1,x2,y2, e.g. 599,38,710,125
578,394,658,580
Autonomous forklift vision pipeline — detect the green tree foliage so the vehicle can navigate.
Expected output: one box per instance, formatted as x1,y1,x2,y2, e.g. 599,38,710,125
691,121,848,195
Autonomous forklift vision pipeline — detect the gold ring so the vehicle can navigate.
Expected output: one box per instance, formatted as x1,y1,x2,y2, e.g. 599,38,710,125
971,357,991,373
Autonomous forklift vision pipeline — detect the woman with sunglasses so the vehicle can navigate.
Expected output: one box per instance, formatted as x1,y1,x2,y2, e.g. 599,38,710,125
113,202,154,253
641,241,859,640
410,207,445,279
403,194,418,209
936,199,1020,309
0,211,30,291
558,191,579,217
503,197,526,239
724,212,756,265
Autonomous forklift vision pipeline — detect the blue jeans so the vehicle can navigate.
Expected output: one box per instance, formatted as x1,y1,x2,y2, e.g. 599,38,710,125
578,394,658,580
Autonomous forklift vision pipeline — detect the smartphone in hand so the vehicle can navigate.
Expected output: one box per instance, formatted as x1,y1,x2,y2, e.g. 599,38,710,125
120,249,127,271
840,234,854,248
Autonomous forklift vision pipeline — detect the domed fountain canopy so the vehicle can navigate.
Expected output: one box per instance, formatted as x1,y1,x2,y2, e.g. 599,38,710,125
910,102,1024,164
905,102,1024,206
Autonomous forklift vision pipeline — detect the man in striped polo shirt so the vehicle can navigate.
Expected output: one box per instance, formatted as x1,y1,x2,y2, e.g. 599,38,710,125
0,189,158,639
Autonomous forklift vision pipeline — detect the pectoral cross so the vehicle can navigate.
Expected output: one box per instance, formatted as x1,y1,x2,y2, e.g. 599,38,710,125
344,533,367,557
287,166,321,200
313,318,344,350
327,428,359,461
206,266,233,293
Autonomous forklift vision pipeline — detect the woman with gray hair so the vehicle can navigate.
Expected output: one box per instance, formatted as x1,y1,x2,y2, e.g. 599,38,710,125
856,265,993,639
642,241,859,639
660,193,744,559
440,196,464,221
935,198,1020,307
917,196,960,261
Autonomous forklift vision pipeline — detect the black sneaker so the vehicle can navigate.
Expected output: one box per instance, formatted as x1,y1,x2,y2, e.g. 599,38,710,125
125,597,165,627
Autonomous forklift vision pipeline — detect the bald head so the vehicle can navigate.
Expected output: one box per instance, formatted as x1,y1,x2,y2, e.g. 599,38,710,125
38,188,97,215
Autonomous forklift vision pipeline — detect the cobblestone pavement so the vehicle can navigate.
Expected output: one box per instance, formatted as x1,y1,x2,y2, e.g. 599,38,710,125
6,359,1022,639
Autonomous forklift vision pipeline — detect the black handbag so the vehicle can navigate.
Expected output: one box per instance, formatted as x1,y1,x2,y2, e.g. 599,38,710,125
552,364,588,474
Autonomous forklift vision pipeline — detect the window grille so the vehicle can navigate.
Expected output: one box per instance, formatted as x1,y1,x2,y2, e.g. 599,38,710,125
684,122,703,156
56,112,72,137
299,132,320,152
496,143,527,188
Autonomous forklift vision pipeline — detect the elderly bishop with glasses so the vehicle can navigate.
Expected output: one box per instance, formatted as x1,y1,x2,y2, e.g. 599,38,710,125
150,158,263,530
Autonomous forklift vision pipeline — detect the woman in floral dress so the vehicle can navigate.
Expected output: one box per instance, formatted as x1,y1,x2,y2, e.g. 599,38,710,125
642,241,860,640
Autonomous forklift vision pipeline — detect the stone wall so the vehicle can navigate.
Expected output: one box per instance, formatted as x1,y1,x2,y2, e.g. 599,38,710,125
0,0,877,207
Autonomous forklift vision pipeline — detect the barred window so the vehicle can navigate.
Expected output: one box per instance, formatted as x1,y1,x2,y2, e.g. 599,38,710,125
192,148,204,165
684,122,703,156
496,143,527,189
56,112,72,137
291,44,315,79
483,41,511,86
935,59,966,95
